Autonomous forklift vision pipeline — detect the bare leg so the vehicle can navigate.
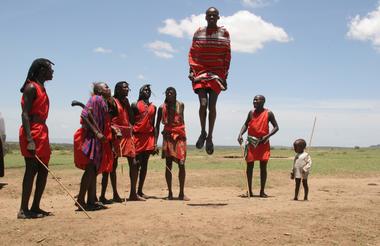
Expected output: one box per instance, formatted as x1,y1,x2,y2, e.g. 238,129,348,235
246,162,254,197
128,157,144,201
88,166,97,205
20,158,38,211
110,158,121,201
294,178,301,200
205,90,218,155
178,162,189,200
259,161,268,197
77,164,93,207
30,163,49,214
165,158,173,199
18,158,44,219
137,153,149,198
196,89,208,149
302,179,309,200
100,172,110,202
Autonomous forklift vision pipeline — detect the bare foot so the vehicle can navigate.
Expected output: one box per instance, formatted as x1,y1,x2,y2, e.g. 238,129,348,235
99,196,113,204
196,132,207,149
30,208,54,217
112,196,124,203
166,192,173,200
205,137,214,155
17,209,43,219
129,195,146,201
138,192,149,199
178,194,190,201
259,192,268,198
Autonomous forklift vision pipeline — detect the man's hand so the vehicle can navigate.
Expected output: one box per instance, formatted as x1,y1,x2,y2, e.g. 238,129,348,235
259,135,269,145
237,135,243,145
26,140,36,155
152,146,160,156
95,131,106,142
188,72,194,82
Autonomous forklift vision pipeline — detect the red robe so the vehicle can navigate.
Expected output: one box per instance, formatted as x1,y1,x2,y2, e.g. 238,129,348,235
19,80,51,165
246,109,270,162
112,98,135,158
73,95,113,173
188,26,231,95
133,101,155,154
161,101,186,164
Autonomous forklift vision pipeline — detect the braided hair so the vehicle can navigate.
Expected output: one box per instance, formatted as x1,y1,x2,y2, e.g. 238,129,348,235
20,58,54,93
114,81,129,99
138,84,151,101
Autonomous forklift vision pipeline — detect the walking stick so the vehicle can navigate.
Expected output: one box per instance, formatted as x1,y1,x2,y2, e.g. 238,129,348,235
307,117,317,151
239,144,251,199
34,155,91,219
118,143,128,206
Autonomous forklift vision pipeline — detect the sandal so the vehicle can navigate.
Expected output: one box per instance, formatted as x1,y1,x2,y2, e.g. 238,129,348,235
196,132,207,149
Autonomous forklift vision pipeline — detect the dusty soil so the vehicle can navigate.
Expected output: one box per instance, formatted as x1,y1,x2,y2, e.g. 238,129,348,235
0,167,379,245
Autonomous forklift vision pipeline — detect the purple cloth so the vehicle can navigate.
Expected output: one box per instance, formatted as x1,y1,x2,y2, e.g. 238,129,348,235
81,95,108,170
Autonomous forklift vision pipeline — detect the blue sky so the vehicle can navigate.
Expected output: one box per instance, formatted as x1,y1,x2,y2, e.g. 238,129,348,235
1,0,379,147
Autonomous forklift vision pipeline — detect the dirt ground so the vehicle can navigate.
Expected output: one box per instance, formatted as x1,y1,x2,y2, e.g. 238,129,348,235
0,167,379,246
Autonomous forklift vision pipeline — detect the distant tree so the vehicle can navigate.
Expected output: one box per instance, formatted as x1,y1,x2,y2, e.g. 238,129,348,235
354,146,360,149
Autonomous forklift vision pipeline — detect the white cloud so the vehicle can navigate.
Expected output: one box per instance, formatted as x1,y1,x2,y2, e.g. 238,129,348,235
146,40,177,59
158,10,291,53
347,4,380,51
137,74,145,80
93,47,112,54
120,53,127,59
242,0,275,8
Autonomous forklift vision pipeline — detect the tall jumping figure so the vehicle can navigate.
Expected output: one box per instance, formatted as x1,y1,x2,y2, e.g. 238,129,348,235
188,7,231,155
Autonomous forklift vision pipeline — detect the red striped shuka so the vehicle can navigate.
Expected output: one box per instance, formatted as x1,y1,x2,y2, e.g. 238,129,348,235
19,80,51,165
188,26,231,95
160,101,186,165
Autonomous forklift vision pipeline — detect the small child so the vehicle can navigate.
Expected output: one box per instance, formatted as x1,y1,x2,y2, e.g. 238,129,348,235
291,139,312,200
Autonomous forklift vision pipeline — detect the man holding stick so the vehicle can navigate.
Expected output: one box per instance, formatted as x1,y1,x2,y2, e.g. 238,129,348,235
73,82,115,211
18,58,54,219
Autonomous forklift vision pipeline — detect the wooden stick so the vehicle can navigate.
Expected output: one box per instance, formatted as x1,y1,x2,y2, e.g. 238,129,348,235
239,144,251,199
118,143,128,206
34,155,91,219
307,117,317,151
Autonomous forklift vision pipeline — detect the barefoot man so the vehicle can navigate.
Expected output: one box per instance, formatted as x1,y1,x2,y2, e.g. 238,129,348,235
74,82,114,211
18,58,54,219
155,87,189,201
100,81,144,203
237,95,279,198
188,7,231,155
132,84,157,198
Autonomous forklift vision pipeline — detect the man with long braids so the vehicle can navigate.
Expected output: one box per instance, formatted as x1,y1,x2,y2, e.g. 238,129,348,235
18,58,54,219
100,81,145,203
131,84,157,199
188,7,231,155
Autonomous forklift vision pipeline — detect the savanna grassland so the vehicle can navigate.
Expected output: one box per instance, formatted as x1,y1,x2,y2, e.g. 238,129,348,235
1,145,379,245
